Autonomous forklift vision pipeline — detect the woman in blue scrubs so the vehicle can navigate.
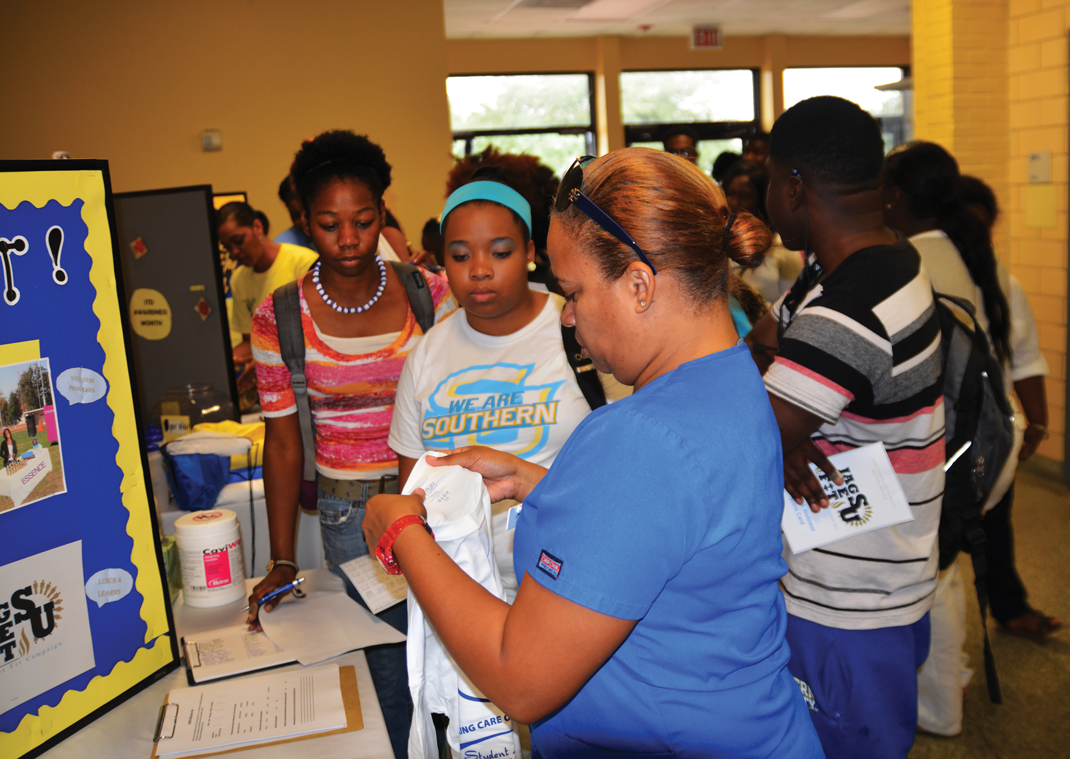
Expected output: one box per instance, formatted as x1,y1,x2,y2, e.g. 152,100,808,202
364,148,825,758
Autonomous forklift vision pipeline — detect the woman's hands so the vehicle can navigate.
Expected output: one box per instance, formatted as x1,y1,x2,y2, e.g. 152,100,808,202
246,564,298,630
363,490,427,555
427,446,547,503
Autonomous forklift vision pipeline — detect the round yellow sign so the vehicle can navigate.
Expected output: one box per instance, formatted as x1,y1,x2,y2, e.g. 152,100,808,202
129,288,172,340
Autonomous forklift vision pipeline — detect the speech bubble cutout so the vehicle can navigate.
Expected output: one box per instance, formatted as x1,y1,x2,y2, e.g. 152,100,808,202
57,367,107,405
85,567,134,608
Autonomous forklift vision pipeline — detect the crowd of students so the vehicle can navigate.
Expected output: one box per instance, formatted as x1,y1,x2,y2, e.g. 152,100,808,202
211,94,1059,758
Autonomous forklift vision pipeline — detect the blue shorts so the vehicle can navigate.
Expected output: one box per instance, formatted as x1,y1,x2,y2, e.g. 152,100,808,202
785,613,930,759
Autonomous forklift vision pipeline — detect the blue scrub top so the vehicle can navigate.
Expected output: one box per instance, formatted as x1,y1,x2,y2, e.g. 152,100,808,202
513,345,824,758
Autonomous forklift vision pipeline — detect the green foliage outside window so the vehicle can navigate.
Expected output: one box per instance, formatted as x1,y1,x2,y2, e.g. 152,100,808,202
620,70,755,124
448,75,591,131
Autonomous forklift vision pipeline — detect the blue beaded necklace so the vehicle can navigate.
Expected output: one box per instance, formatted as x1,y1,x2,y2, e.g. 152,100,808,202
313,257,387,315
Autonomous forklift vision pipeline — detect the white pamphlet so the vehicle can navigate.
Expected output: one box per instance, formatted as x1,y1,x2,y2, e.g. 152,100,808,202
183,624,295,683
781,442,915,554
155,664,346,758
339,553,409,615
258,591,406,666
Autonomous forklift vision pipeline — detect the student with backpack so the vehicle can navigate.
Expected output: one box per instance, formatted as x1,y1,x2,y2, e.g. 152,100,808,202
745,97,945,759
247,130,457,758
389,168,627,605
882,144,1058,735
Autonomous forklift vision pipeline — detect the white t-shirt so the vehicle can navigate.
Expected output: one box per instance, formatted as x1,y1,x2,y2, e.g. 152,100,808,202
910,230,1048,384
910,229,1049,508
389,293,627,599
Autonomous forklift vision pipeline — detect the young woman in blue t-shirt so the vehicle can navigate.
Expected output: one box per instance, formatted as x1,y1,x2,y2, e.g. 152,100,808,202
365,149,825,758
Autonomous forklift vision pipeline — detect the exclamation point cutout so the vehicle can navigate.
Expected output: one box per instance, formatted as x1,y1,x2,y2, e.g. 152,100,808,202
0,236,29,305
47,226,67,284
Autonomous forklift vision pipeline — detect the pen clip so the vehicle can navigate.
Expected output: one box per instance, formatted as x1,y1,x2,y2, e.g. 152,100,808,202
154,702,178,743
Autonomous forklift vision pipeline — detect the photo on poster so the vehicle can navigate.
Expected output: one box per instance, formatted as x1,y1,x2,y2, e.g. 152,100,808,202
0,358,66,513
0,541,96,716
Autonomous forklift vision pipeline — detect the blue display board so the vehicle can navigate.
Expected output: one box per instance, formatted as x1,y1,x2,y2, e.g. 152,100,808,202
0,161,178,759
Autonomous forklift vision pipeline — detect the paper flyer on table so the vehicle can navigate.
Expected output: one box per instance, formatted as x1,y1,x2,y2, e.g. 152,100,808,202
781,442,914,554
338,553,408,615
258,592,405,666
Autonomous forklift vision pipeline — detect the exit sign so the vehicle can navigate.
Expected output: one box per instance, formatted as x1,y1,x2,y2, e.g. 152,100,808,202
691,25,723,50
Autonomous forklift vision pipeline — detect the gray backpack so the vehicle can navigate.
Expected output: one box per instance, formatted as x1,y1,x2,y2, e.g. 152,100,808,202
935,291,1014,705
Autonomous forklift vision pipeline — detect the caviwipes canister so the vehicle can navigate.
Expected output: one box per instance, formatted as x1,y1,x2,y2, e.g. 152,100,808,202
174,509,246,607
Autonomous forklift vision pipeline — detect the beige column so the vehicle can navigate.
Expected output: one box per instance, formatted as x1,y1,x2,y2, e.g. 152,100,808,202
595,36,626,154
760,35,787,131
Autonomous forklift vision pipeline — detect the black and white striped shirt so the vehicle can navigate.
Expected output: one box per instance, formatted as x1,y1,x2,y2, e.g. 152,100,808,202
766,240,945,630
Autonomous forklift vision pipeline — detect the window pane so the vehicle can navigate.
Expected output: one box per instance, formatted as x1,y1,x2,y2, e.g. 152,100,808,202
620,70,755,124
629,139,743,177
447,75,592,131
469,134,589,177
783,67,904,118
452,139,466,161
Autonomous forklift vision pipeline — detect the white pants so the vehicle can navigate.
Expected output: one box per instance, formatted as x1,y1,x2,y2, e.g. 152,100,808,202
917,564,973,736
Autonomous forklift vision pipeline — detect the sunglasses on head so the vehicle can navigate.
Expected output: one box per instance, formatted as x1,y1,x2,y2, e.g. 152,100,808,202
668,147,698,158
554,156,657,276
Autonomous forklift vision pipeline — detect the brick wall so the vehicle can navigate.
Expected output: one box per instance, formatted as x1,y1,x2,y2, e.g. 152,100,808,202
1009,0,1069,460
914,0,1010,258
915,0,1066,461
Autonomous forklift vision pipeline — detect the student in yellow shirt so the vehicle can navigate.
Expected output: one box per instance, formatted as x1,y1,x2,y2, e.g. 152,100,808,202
218,201,317,400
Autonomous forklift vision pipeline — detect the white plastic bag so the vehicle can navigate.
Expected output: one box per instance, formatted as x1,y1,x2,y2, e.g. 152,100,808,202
405,453,522,759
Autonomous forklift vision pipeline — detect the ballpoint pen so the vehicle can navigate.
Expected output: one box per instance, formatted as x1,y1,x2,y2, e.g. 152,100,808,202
241,577,305,613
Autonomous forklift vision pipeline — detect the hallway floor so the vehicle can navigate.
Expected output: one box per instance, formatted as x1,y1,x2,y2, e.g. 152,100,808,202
909,459,1070,758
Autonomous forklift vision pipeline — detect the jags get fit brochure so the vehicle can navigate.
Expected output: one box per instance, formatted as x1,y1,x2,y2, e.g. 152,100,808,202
781,442,914,554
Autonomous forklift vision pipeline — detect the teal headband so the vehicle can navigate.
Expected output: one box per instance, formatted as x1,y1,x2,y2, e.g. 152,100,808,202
440,181,532,236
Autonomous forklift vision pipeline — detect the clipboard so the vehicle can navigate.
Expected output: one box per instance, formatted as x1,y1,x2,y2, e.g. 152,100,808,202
180,634,296,686
150,665,363,759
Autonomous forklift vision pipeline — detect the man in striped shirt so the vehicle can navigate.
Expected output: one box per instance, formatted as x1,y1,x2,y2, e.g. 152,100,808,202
746,97,944,759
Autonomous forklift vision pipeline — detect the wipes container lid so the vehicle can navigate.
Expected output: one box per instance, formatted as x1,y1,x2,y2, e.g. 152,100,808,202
175,509,238,538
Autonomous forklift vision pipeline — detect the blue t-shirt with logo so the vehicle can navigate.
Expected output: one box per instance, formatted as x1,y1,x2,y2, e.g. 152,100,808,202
513,345,824,757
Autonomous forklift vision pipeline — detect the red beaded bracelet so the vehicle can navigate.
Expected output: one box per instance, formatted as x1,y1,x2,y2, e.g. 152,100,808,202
375,515,434,575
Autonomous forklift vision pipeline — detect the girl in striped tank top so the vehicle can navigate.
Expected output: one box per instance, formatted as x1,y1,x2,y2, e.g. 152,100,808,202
247,130,456,759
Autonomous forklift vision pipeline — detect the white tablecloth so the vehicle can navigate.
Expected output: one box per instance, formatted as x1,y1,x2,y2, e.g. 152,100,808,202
0,449,52,507
38,570,394,759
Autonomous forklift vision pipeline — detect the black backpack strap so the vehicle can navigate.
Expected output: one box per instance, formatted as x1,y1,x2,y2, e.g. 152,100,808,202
389,261,436,333
965,516,1003,704
272,280,317,482
561,324,607,411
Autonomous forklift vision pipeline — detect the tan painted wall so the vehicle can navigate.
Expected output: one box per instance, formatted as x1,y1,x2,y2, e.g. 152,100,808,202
1,1,455,241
